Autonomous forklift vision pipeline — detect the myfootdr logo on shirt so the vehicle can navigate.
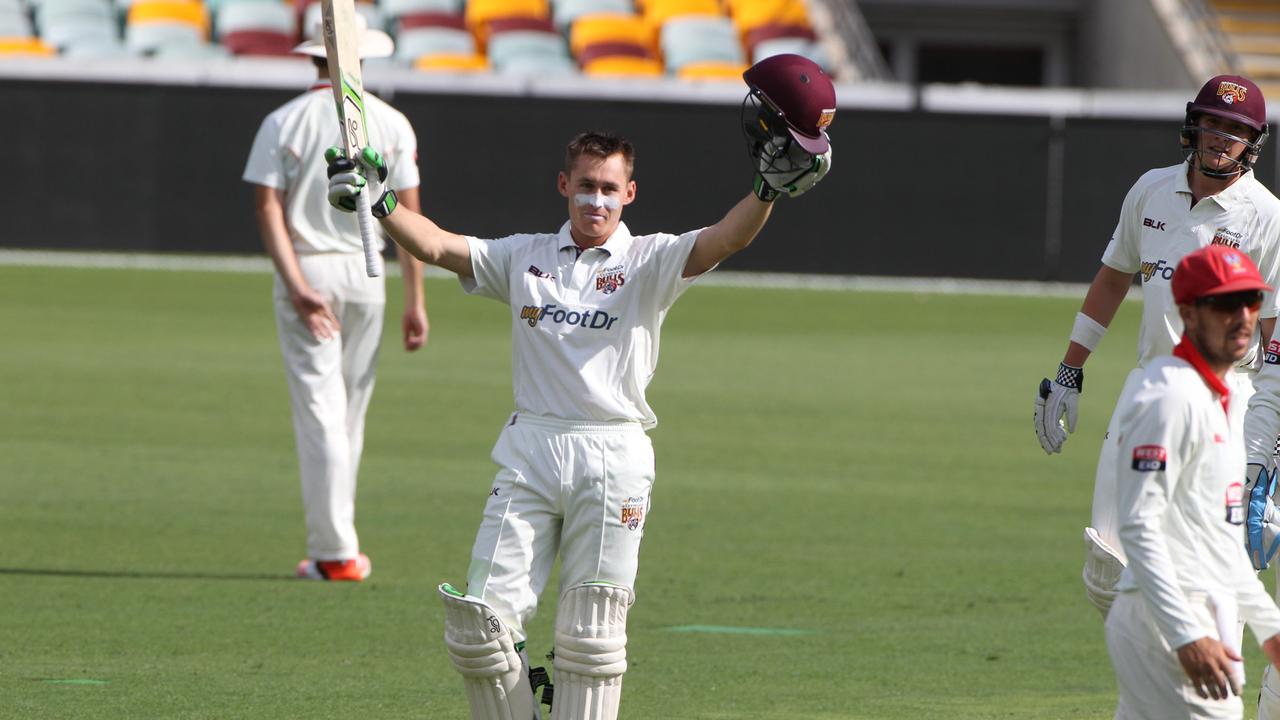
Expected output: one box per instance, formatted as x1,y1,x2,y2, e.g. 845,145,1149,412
1227,482,1245,525
1131,445,1168,472
1140,259,1175,282
1212,227,1244,248
519,304,619,330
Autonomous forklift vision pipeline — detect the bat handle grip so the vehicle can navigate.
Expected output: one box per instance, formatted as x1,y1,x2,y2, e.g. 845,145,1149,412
355,190,383,278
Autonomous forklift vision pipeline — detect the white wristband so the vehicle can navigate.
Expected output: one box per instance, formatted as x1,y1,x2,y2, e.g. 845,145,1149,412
1070,312,1107,352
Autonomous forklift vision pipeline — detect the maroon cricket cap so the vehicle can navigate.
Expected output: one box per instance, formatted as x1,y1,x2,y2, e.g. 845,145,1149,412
1187,75,1268,132
1172,244,1272,305
743,53,837,154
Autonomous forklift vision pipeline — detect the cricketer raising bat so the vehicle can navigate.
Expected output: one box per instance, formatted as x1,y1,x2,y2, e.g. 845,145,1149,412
321,0,382,277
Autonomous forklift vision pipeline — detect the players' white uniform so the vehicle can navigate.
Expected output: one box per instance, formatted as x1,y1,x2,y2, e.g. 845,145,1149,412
1088,162,1280,576
1108,340,1280,720
458,220,703,642
242,85,419,561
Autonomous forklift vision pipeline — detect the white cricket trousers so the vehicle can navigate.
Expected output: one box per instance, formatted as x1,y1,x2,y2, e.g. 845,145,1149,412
1106,591,1243,720
273,253,385,561
466,413,654,644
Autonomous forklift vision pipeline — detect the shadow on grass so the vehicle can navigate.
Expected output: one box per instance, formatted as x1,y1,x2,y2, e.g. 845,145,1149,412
0,567,291,582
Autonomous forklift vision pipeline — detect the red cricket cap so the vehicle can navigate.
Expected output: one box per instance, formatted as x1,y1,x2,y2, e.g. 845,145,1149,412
1187,75,1268,132
1172,244,1272,305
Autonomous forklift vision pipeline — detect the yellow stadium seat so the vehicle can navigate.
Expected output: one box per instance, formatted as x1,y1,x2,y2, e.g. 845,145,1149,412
0,37,56,55
569,12,652,56
127,0,210,33
582,55,663,76
725,0,806,35
413,51,490,71
676,59,747,80
465,0,548,30
642,0,720,29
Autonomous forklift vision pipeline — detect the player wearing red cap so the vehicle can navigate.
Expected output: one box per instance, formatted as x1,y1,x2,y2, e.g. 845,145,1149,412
1107,245,1280,720
1033,75,1280,621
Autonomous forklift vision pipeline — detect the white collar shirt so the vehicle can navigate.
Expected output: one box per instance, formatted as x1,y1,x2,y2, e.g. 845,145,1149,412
242,85,420,255
1114,343,1280,650
1101,162,1280,369
460,221,706,427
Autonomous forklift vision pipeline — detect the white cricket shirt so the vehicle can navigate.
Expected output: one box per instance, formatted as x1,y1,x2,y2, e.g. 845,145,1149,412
1102,162,1280,369
1114,338,1280,650
462,221,703,427
242,84,419,255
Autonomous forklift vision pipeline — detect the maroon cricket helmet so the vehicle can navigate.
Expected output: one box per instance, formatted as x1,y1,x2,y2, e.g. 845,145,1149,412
1186,75,1268,132
742,54,836,154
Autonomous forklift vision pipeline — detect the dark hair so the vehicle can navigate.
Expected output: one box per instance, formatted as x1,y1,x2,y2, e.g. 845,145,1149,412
565,131,635,178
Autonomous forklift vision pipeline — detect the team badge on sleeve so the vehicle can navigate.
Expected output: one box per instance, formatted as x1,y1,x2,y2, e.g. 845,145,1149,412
1131,445,1167,472
1266,339,1280,365
1227,482,1245,525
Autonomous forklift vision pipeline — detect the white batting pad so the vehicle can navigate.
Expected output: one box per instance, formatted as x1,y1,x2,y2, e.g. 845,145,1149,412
1083,527,1124,617
550,582,633,720
438,583,538,720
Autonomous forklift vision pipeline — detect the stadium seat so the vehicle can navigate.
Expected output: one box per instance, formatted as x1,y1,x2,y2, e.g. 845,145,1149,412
575,38,651,66
0,36,56,54
153,38,229,55
215,1,294,39
659,14,742,72
495,49,575,75
487,26,568,71
581,53,660,75
42,14,119,48
412,50,487,70
395,24,474,62
61,36,128,54
675,58,745,80
550,0,630,31
568,12,649,57
724,0,806,36
125,1,213,54
300,0,384,39
751,34,824,66
742,19,812,52
640,0,719,34
221,27,293,53
395,9,464,32
0,8,34,36
380,0,458,22
465,0,548,40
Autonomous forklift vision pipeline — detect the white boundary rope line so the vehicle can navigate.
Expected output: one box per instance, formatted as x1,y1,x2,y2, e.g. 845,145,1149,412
0,248,1136,300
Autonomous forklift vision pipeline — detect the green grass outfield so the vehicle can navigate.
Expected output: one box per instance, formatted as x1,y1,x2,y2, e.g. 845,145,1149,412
0,263,1269,719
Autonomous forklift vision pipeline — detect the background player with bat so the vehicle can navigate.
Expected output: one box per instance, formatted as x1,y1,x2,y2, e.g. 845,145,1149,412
326,53,833,720
242,10,425,581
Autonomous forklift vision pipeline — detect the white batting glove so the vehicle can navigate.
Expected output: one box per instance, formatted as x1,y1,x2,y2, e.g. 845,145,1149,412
325,146,399,218
1034,363,1083,454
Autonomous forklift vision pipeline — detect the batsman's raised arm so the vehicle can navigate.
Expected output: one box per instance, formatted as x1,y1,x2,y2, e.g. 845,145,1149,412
327,146,473,278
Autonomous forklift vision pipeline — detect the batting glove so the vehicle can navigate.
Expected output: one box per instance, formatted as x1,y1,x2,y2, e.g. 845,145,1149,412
1034,363,1083,454
325,146,399,218
1247,463,1280,570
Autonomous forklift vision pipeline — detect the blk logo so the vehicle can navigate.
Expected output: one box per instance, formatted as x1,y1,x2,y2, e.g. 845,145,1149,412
1143,218,1166,231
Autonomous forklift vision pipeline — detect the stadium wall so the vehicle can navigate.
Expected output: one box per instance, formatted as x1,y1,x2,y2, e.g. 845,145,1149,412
5,62,1275,283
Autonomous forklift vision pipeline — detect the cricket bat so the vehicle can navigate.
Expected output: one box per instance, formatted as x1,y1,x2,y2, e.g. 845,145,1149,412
320,0,383,278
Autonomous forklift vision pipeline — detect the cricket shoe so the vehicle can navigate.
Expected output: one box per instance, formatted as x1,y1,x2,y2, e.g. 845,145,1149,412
296,553,371,581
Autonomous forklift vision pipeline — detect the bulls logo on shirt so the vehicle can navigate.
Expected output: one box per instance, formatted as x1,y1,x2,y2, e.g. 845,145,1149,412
1131,445,1167,472
1227,481,1245,525
595,264,626,295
